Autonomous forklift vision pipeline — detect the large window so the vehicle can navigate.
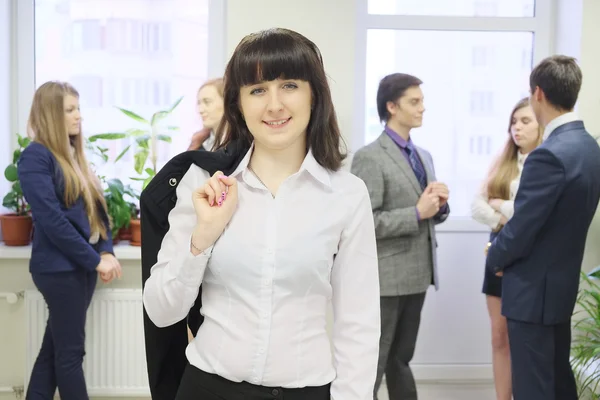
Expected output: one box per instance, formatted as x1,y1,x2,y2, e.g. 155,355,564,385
17,0,225,191
357,0,551,221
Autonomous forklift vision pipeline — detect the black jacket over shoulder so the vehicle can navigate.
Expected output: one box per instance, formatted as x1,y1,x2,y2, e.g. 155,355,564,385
140,140,249,400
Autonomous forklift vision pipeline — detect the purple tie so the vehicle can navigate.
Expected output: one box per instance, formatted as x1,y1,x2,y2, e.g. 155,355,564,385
406,142,427,190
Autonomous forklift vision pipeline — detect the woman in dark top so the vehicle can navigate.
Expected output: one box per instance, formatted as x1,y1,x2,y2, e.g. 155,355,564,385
18,81,122,400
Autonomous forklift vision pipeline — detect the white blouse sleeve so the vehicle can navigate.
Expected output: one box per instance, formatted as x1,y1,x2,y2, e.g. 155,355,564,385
330,182,380,400
143,165,213,328
471,181,502,229
500,200,515,219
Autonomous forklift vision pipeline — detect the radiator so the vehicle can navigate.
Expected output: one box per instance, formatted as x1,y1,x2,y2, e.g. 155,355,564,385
24,289,150,397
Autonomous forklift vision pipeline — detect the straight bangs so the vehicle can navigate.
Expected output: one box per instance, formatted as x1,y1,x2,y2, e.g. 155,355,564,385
230,33,318,87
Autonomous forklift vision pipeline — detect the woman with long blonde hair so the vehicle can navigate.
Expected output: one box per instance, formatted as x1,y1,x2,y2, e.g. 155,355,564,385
18,81,122,400
188,78,224,151
471,97,543,400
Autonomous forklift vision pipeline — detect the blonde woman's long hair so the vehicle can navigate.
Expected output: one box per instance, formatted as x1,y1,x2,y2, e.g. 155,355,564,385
486,97,543,200
28,81,109,239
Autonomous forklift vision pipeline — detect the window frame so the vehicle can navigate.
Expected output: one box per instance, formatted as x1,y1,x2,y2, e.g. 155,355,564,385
353,0,554,231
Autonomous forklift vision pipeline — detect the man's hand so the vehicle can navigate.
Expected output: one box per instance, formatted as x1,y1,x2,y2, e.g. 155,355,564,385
416,186,440,219
429,182,449,207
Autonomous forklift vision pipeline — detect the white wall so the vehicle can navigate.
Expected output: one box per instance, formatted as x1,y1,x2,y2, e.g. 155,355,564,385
226,0,358,154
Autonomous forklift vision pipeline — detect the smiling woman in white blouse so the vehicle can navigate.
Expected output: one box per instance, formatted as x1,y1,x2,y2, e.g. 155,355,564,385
143,28,380,400
471,96,542,400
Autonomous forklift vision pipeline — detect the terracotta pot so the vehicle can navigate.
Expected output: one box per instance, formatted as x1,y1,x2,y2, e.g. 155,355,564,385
130,219,141,246
0,214,33,246
119,225,132,241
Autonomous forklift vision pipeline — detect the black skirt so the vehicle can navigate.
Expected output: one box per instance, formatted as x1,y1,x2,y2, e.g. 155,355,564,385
175,363,331,400
482,230,502,297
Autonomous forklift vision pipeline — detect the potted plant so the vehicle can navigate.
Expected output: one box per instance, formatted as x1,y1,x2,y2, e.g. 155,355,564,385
89,97,182,246
103,178,138,245
1,134,33,246
571,267,600,399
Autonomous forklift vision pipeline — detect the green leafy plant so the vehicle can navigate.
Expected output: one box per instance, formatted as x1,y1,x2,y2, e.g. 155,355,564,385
103,178,138,237
3,134,31,215
572,267,600,399
88,97,182,190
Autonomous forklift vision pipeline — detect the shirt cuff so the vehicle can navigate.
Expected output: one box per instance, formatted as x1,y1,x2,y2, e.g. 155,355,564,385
415,207,421,221
168,237,214,288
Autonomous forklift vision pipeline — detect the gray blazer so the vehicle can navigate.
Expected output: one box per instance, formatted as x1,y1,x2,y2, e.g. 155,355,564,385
351,132,449,296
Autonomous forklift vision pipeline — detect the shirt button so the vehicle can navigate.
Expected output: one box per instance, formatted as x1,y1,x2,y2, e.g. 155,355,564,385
272,388,279,396
258,347,264,354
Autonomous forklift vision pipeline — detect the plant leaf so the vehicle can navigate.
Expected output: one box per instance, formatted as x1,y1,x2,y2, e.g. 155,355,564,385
134,149,149,174
156,134,172,143
117,107,149,124
126,128,149,137
12,149,21,165
88,133,128,142
589,266,600,280
4,164,18,182
136,135,151,147
114,145,131,163
142,175,154,190
168,96,184,113
151,111,169,126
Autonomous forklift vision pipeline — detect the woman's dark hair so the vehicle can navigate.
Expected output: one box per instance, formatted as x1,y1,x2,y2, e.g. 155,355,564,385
214,28,346,171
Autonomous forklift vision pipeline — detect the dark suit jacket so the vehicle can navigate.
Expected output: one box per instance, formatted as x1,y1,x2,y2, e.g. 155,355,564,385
140,139,249,400
17,142,113,274
486,121,600,325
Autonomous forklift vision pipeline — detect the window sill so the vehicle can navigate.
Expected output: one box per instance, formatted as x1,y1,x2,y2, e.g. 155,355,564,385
0,242,142,260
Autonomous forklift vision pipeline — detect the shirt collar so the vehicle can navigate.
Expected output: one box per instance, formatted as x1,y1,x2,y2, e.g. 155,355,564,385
543,112,580,141
517,151,528,165
385,125,412,149
230,142,332,188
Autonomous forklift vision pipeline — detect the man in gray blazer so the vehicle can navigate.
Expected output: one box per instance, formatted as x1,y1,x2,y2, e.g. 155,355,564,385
351,73,450,400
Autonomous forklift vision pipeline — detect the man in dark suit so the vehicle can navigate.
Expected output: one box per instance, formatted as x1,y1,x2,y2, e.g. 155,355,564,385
486,55,600,400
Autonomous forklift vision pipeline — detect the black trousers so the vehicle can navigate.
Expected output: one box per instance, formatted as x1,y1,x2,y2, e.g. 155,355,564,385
507,318,577,400
175,364,331,400
26,269,97,400
374,293,427,400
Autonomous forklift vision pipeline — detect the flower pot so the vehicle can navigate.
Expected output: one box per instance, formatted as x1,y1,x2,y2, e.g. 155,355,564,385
119,225,132,241
0,214,33,246
130,219,141,246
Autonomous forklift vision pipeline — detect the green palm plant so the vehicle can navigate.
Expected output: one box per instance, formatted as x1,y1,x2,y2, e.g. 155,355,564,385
572,267,600,399
88,97,182,190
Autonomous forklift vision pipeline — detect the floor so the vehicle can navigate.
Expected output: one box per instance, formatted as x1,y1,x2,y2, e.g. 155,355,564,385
378,381,496,400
